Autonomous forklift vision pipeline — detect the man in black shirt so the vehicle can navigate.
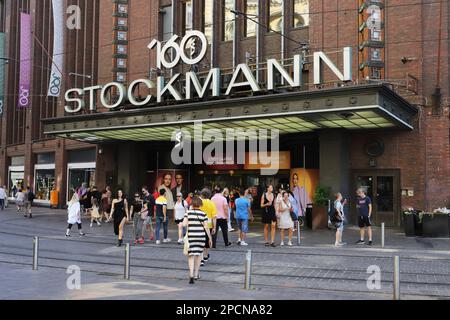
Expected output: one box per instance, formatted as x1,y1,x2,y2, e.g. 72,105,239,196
141,186,155,242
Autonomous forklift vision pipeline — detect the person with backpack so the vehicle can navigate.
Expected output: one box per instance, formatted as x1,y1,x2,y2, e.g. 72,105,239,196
332,193,346,247
25,186,35,218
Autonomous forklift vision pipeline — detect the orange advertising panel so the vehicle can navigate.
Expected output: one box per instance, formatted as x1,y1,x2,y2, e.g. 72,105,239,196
244,151,291,170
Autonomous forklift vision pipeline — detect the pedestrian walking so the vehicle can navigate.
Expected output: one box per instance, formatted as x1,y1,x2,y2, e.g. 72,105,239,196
89,198,102,228
333,193,346,247
182,196,212,284
212,187,232,248
101,189,112,223
261,185,277,247
174,192,188,245
223,188,234,232
24,186,35,218
15,189,25,215
155,189,170,244
66,193,86,237
0,185,6,211
130,192,145,244
235,189,253,246
355,188,373,246
110,190,130,247
277,192,294,246
141,186,155,243
199,188,217,266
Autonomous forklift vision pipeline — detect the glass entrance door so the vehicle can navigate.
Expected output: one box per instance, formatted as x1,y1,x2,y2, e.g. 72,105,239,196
352,170,400,227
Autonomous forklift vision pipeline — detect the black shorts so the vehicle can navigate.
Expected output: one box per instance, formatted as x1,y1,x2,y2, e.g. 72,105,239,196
175,219,184,225
358,216,372,228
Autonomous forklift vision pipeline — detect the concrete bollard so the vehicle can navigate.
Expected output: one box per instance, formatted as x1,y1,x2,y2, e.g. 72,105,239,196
32,236,39,271
124,243,130,280
393,256,400,300
244,250,252,290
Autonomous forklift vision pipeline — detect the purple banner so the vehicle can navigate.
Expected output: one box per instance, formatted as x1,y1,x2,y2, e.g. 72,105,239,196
18,13,32,108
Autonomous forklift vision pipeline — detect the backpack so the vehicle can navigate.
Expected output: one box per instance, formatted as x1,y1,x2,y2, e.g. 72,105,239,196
28,191,35,202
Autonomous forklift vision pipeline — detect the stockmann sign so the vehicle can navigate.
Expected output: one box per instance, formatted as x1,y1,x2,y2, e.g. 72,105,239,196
64,30,352,114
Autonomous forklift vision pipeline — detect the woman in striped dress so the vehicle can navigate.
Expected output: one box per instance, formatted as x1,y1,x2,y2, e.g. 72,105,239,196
183,196,212,284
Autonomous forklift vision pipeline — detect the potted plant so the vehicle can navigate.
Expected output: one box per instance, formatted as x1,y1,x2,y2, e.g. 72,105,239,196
403,208,417,237
422,209,450,238
312,186,330,230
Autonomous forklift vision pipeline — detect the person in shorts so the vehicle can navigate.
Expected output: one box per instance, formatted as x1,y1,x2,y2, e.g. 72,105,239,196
333,193,346,247
235,189,254,246
141,186,155,242
355,188,373,246
174,192,188,245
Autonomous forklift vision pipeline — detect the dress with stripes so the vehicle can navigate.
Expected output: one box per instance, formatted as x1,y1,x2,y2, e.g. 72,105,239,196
185,209,207,256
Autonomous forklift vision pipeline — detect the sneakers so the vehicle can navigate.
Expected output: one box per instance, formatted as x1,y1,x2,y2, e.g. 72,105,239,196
236,240,241,246
156,240,161,245
200,260,205,267
203,254,210,262
229,228,235,232
225,242,232,247
150,235,154,241
97,221,101,226
139,237,145,245
79,232,86,237
163,238,171,243
356,240,365,245
65,234,71,238
189,277,195,284
270,243,277,248
280,241,285,247
335,242,345,247
265,242,270,247
240,241,249,246
288,241,293,247
177,239,184,245
368,241,373,246
90,223,93,228
134,239,139,245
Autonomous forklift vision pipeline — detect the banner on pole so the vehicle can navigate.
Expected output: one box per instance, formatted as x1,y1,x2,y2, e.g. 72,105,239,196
18,13,32,108
0,32,5,116
48,0,64,97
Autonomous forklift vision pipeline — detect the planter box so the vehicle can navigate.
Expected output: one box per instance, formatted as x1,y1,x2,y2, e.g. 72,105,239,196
422,214,450,238
403,214,415,237
312,205,329,230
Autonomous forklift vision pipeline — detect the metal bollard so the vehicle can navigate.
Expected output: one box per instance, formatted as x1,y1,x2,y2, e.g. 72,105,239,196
244,250,252,290
32,236,39,271
393,256,400,300
297,220,301,246
381,223,385,248
124,243,130,280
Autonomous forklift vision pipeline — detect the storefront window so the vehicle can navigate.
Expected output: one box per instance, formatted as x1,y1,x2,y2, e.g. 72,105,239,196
183,0,193,34
35,170,55,201
9,171,24,198
68,168,96,201
203,0,213,42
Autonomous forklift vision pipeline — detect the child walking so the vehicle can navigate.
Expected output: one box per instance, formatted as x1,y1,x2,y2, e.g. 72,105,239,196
89,198,102,228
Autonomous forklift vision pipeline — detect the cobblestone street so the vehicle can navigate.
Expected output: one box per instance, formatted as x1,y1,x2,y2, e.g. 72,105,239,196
0,206,449,300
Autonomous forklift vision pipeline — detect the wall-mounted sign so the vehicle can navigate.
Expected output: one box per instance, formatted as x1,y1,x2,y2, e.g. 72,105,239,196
64,31,353,114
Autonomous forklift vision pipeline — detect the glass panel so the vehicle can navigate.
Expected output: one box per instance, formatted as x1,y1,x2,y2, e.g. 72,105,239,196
37,153,55,165
245,0,257,37
376,176,394,212
162,5,173,41
356,176,374,199
35,170,55,201
68,169,96,201
268,0,283,32
293,0,309,27
203,0,213,42
184,0,193,33
9,171,24,198
223,0,234,41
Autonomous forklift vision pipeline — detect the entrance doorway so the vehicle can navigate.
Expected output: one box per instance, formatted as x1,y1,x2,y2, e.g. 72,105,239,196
351,170,401,227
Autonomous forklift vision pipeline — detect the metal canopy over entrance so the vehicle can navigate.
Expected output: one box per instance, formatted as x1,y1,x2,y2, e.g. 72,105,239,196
43,84,418,142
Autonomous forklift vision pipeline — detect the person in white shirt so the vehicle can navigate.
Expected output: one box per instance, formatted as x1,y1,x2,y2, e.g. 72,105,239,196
174,192,189,244
66,193,86,237
0,186,6,211
15,189,26,215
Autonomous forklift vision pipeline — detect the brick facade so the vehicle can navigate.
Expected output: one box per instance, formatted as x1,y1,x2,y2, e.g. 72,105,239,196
0,0,448,212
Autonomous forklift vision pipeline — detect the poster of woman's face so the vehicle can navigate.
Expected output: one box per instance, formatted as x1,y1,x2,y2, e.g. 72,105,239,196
154,170,188,190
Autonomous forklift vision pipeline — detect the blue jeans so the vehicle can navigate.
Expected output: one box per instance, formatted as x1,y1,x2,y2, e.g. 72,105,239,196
155,216,168,241
0,199,4,210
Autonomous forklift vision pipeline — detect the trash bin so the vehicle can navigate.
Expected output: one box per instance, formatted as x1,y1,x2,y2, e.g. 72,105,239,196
50,190,59,209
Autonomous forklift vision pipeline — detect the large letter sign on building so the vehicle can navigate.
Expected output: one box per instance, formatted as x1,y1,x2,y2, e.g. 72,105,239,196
64,31,353,113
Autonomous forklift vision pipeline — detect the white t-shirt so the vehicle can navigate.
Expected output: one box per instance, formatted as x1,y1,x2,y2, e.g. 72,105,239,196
334,200,344,216
0,188,6,200
174,200,188,221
